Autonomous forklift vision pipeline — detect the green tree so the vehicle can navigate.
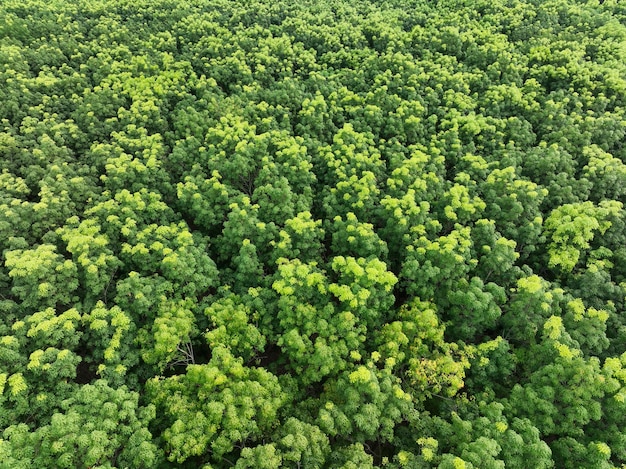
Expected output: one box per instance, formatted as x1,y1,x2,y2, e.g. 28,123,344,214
0,380,160,468
147,346,285,464
544,200,622,272
5,244,78,313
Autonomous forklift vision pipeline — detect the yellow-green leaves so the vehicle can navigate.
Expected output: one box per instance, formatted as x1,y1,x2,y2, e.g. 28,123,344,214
57,218,121,303
138,299,195,372
271,211,324,263
83,301,133,382
331,212,388,260
402,225,474,301
583,145,626,201
376,300,471,400
24,307,81,350
1,380,159,468
327,257,396,345
7,373,27,397
272,258,365,383
148,347,284,464
545,200,622,272
2,0,626,466
205,296,265,362
5,244,78,311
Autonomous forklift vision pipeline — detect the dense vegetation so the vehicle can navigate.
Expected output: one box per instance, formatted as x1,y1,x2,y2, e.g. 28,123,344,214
1,0,626,466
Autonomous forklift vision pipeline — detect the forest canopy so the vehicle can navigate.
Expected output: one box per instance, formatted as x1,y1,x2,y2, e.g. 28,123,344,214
1,0,626,467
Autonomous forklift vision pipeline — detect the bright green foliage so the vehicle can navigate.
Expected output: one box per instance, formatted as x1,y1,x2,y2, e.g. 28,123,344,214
440,276,505,341
177,169,233,234
0,380,159,468
234,444,283,469
99,126,170,194
549,438,613,469
470,218,520,284
376,299,472,400
5,244,78,312
320,124,384,220
112,271,173,319
270,211,325,263
273,418,330,468
137,299,195,372
562,298,610,357
326,443,375,469
583,145,626,201
217,196,277,266
147,346,284,464
119,220,218,297
501,275,565,344
205,296,265,362
27,159,97,241
464,337,517,397
3,0,626,466
593,352,626,463
378,147,442,257
1,302,135,428
438,179,486,225
329,255,397,329
82,301,135,385
331,212,389,260
0,171,32,253
507,316,607,439
479,166,547,258
272,258,365,384
231,238,265,292
1,346,80,430
402,226,475,302
544,201,622,272
20,307,82,351
57,217,121,307
416,401,552,469
316,360,413,442
519,143,585,209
